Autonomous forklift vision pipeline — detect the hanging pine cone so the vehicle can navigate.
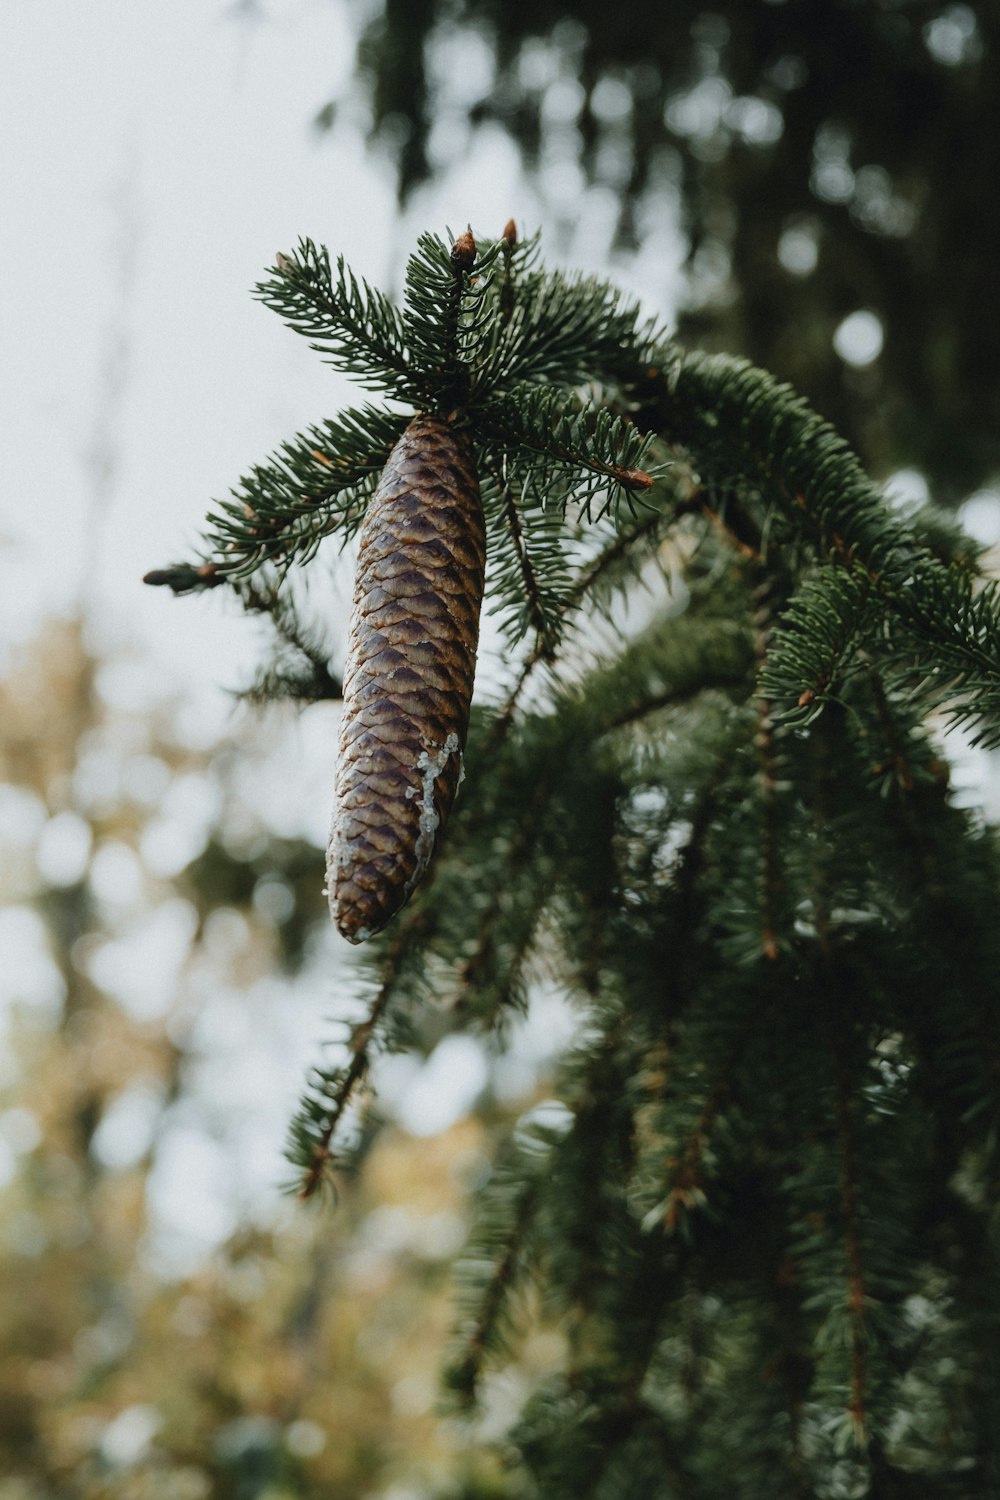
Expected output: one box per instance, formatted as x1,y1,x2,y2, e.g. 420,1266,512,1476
328,414,486,943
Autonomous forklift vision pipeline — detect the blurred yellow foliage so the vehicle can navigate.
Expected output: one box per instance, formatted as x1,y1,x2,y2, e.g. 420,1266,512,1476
0,619,524,1498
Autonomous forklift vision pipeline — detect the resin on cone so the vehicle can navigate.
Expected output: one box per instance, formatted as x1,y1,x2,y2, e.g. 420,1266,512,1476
328,414,486,942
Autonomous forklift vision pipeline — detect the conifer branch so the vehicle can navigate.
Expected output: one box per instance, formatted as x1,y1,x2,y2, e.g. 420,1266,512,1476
857,670,1000,1138
290,986,391,1200
863,660,920,799
445,1173,543,1406
491,457,557,651
481,653,544,760
236,581,343,704
698,496,763,563
753,575,783,962
482,459,575,651
660,1024,755,1234
445,1100,576,1407
671,750,737,944
760,567,874,722
398,229,503,403
833,1032,869,1444
497,218,518,326
766,1257,813,1497
206,407,407,575
256,239,412,393
601,674,744,732
143,560,225,594
289,904,436,1196
643,353,1000,743
451,752,572,1026
147,408,409,589
479,386,660,518
479,507,675,756
150,221,1000,1488
571,508,668,601
473,263,664,396
571,1239,690,1500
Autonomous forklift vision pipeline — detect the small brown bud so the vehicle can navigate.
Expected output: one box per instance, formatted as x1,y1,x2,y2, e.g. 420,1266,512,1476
275,251,292,273
450,230,476,270
143,563,223,592
619,467,655,491
797,688,815,708
502,218,517,248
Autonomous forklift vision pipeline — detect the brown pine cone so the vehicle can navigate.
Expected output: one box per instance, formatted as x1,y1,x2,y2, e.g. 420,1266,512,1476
328,414,486,942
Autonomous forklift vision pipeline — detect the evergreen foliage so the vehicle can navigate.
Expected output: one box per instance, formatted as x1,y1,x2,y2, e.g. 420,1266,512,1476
149,225,1000,1496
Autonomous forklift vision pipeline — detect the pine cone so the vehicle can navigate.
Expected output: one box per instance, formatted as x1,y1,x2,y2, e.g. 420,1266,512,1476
328,414,486,942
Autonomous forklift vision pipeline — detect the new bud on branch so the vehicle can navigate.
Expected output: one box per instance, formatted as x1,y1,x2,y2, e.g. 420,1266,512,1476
328,415,486,943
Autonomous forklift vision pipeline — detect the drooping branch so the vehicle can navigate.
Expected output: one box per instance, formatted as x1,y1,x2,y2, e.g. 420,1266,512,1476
640,352,1000,743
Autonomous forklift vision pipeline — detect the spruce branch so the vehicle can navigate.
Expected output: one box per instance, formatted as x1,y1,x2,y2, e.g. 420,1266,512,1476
491,456,555,647
482,456,574,652
646,352,1000,743
752,574,784,963
235,581,343,705
832,1025,869,1446
147,406,408,589
589,611,755,738
145,222,1000,1488
444,1166,544,1407
453,771,562,1026
205,405,408,576
287,905,436,1197
570,507,671,606
479,384,662,518
660,1037,751,1235
497,217,519,325
397,228,504,404
151,225,671,599
478,505,679,753
759,566,875,723
143,561,225,594
472,258,665,397
256,238,412,393
287,992,389,1200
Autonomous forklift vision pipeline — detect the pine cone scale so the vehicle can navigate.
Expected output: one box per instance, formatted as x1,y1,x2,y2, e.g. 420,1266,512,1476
330,413,485,942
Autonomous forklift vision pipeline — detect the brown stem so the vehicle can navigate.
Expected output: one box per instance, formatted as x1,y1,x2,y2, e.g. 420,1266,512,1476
662,1017,754,1232
449,1176,542,1404
810,720,867,1441
753,576,781,960
833,1034,868,1442
493,457,551,645
298,907,434,1197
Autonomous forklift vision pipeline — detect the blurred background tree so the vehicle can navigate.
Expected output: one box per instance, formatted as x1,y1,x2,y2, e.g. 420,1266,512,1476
337,0,999,499
0,618,533,1497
